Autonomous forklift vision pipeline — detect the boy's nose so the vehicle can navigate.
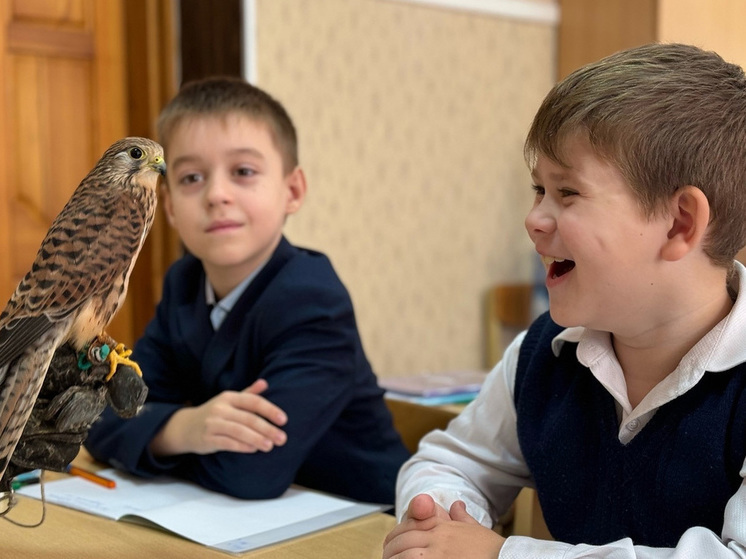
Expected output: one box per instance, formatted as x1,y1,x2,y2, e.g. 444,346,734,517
204,176,231,206
524,201,556,243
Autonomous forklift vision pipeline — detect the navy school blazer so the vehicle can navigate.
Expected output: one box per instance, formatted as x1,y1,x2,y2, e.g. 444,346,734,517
85,237,410,504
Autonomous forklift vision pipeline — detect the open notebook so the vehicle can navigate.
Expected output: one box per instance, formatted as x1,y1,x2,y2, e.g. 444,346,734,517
17,469,384,554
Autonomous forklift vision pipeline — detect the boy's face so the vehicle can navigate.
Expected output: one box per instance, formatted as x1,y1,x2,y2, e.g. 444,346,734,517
524,138,672,333
163,113,305,292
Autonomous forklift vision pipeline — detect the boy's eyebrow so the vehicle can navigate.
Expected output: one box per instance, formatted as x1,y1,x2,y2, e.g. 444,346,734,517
169,154,200,168
228,147,266,160
532,169,570,182
170,147,266,168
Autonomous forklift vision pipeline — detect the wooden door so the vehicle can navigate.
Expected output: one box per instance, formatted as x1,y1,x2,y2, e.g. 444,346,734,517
0,0,180,347
0,0,131,342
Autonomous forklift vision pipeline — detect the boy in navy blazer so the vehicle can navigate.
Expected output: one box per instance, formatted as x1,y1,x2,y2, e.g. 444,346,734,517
85,77,409,505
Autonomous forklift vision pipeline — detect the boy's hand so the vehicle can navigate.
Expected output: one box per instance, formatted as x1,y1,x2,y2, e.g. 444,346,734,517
150,379,288,456
383,494,505,559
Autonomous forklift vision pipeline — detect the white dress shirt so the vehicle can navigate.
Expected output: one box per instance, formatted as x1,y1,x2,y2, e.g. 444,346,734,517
205,260,267,330
396,261,746,558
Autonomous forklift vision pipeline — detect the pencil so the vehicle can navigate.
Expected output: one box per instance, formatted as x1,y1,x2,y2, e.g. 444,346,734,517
66,465,117,489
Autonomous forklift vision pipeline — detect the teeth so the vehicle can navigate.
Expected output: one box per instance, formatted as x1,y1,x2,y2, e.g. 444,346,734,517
541,256,565,267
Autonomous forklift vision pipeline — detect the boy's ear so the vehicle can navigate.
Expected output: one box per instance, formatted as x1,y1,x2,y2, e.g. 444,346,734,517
285,167,307,215
660,186,710,262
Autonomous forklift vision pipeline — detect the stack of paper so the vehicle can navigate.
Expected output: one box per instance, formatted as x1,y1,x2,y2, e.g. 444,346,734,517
380,370,486,405
17,469,383,554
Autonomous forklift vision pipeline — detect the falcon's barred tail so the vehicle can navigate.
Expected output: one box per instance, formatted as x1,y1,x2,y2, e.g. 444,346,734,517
0,321,68,479
0,350,52,479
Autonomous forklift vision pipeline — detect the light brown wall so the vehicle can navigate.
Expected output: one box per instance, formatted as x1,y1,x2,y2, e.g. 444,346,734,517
658,0,746,266
254,0,556,376
658,0,746,67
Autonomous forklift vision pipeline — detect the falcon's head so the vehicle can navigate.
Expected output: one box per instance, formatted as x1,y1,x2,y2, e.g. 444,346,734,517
92,137,166,192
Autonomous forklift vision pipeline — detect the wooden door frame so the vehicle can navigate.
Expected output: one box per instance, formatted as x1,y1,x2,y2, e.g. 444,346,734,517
0,2,11,300
116,0,182,344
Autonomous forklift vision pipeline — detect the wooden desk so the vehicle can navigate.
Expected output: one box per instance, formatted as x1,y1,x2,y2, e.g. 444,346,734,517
385,397,462,454
0,452,396,559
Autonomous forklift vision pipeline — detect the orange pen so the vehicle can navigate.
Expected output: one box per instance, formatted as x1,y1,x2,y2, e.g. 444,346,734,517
66,465,117,489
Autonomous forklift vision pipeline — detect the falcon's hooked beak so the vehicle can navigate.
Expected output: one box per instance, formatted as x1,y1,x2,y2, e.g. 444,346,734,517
151,156,167,177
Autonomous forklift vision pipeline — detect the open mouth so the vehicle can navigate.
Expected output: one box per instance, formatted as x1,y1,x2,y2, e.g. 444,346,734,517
544,257,576,279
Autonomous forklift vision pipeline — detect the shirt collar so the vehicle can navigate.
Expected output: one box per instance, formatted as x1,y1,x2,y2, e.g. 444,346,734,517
543,261,746,425
204,259,269,329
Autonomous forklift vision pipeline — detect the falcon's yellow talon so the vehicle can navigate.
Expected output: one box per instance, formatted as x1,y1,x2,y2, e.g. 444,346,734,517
105,343,143,381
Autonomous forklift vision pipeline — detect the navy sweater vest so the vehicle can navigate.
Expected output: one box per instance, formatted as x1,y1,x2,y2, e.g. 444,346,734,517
514,312,746,547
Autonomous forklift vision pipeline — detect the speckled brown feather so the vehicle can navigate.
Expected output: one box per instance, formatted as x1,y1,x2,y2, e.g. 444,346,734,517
0,137,163,478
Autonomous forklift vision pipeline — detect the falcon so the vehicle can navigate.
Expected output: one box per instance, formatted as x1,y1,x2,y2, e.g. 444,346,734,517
0,137,164,483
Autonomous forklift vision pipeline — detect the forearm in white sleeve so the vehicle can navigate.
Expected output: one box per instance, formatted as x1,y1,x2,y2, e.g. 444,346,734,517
395,332,532,526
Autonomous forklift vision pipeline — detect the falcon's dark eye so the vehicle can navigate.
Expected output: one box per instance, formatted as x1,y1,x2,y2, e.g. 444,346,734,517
129,147,144,159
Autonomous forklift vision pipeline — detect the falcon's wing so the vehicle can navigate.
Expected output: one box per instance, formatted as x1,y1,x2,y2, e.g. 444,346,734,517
0,183,152,369
0,316,54,366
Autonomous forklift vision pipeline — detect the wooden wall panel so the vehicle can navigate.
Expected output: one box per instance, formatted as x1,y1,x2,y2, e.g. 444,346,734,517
0,2,11,301
8,0,92,58
657,0,746,67
10,56,94,280
92,0,127,148
558,0,656,79
11,0,87,25
121,0,180,338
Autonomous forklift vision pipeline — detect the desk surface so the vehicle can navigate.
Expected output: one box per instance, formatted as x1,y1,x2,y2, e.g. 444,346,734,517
0,452,396,559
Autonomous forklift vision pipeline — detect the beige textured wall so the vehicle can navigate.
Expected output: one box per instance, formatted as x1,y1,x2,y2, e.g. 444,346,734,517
254,0,555,376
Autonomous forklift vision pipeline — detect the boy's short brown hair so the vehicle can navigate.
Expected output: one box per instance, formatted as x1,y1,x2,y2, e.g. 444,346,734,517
157,76,298,175
525,43,746,267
